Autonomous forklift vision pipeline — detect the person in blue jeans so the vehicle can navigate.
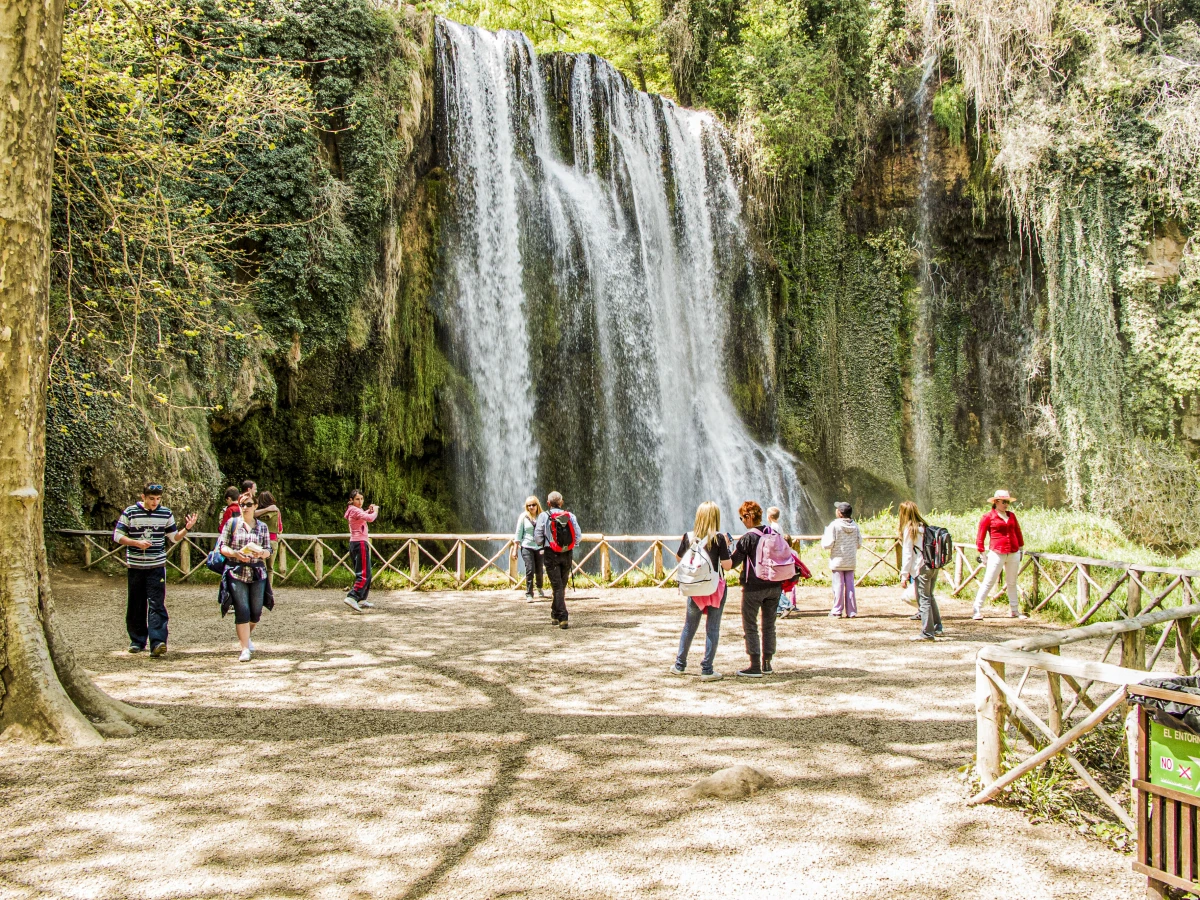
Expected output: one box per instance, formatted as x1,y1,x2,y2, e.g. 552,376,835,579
670,501,732,681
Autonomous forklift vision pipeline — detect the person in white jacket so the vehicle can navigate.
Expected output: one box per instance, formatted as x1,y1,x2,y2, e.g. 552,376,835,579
822,502,862,617
899,500,943,640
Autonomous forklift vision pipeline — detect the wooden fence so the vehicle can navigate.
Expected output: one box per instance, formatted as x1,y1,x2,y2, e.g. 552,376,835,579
970,554,1200,832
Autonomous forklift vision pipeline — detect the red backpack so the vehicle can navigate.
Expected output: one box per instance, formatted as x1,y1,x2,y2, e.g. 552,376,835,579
546,510,578,553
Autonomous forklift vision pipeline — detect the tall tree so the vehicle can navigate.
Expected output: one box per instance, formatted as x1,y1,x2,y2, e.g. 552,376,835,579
1,0,162,742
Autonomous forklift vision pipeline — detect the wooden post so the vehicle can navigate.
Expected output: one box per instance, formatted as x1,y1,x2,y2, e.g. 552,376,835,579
1031,557,1039,609
894,539,902,576
83,538,92,568
653,541,663,580
179,539,190,578
1177,617,1193,676
1078,564,1091,616
278,541,287,574
313,541,324,583
1123,575,1144,670
508,542,519,583
975,659,1006,786
455,541,465,584
954,546,964,593
600,540,611,582
409,540,420,582
1047,646,1063,736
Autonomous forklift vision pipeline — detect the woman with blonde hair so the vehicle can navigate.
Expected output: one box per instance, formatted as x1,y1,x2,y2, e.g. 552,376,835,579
512,495,545,601
670,501,733,681
898,500,942,640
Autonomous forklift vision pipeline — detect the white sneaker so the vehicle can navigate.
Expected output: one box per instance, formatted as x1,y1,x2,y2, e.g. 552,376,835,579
972,612,983,620
343,596,363,612
1010,611,1029,619
239,648,252,662
359,600,375,609
700,672,724,682
248,640,255,652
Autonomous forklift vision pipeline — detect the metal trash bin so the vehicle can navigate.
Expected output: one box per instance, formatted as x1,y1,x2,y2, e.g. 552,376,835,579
1130,680,1200,898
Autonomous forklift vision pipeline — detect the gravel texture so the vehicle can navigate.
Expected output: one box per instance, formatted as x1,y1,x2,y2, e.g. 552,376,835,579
0,571,1144,899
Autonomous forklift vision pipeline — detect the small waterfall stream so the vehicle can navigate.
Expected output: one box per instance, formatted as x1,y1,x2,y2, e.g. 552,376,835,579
435,20,817,533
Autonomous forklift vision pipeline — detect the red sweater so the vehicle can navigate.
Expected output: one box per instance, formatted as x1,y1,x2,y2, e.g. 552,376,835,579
219,503,240,530
976,509,1024,554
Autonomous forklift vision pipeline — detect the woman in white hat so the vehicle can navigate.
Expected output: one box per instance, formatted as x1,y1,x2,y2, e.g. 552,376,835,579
972,490,1027,620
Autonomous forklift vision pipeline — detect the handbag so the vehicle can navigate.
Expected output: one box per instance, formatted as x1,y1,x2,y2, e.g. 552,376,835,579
205,549,227,574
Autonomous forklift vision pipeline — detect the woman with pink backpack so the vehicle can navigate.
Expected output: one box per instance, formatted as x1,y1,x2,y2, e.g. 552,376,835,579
730,500,796,677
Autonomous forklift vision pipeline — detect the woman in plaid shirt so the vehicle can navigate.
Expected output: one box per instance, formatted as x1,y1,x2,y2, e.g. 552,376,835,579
219,493,273,661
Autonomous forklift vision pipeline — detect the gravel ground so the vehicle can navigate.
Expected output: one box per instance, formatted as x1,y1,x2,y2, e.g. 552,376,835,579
0,571,1144,899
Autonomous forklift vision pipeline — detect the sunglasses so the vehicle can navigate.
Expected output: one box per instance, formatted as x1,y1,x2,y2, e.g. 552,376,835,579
526,504,538,508
239,502,256,508
145,484,164,494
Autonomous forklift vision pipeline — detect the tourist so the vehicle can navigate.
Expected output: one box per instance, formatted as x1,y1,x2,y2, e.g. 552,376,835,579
512,495,546,602
730,500,787,677
256,491,283,583
112,482,197,656
822,501,862,618
218,493,273,661
218,486,241,530
899,500,942,640
241,479,257,500
344,489,379,612
973,489,1028,620
767,506,797,617
534,491,580,629
670,501,732,681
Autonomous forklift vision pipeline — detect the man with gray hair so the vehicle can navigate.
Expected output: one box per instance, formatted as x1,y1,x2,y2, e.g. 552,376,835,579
534,491,580,629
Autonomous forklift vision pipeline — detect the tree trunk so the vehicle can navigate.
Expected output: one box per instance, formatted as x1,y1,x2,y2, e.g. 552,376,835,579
0,0,162,743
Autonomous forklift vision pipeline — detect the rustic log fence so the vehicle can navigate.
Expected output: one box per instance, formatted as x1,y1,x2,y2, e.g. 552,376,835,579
970,556,1200,833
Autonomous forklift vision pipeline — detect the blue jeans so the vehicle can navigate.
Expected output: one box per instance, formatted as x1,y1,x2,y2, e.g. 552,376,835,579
675,585,727,675
229,577,266,625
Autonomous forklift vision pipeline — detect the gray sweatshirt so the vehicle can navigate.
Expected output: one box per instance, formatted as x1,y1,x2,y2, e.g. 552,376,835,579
821,517,862,571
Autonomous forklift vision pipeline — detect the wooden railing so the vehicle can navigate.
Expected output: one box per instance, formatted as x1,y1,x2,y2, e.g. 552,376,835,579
970,555,1200,831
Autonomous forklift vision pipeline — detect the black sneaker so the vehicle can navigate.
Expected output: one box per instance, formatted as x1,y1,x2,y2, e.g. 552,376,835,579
762,660,774,675
128,643,144,654
150,643,167,657
737,666,763,678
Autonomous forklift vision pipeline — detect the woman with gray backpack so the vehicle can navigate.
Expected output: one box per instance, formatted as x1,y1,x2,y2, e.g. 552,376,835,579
671,501,733,682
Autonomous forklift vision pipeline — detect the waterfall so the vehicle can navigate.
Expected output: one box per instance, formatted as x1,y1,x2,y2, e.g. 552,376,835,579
434,19,817,534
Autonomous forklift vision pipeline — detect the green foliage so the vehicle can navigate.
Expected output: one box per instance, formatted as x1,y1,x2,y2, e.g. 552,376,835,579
932,80,966,146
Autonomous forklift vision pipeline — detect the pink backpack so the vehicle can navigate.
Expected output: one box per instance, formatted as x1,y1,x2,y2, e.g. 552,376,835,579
751,527,797,582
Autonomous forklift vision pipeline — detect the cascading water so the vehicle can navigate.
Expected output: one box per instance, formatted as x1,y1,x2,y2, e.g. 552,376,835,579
434,19,817,534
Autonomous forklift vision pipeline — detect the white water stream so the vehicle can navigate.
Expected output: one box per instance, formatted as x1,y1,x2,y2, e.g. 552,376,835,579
435,20,817,533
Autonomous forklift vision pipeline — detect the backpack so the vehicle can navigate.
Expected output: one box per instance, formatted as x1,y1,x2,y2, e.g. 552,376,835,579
546,510,578,553
677,533,720,597
751,527,797,582
205,549,227,575
921,524,953,570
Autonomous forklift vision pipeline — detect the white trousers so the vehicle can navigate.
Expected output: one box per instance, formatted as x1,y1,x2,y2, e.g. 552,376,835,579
973,551,1021,614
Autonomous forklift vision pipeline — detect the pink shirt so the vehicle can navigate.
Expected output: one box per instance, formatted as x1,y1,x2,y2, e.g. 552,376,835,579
345,505,378,542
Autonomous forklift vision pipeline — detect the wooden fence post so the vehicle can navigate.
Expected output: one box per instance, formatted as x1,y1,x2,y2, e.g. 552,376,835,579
1030,557,1039,609
455,541,466,584
600,540,611,582
278,541,287,574
179,540,190,578
83,538,92,568
508,542,518,582
409,540,420,582
653,542,663,580
1177,617,1193,676
314,541,324,583
894,539,902,575
954,547,964,593
1122,575,1144,670
1078,564,1090,616
975,659,1006,786
1046,646,1063,735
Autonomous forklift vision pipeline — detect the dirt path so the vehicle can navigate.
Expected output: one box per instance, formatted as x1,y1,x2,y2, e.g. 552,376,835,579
0,573,1142,899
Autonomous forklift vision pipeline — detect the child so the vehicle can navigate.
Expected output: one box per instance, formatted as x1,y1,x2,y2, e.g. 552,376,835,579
344,489,379,612
821,501,862,618
767,507,797,617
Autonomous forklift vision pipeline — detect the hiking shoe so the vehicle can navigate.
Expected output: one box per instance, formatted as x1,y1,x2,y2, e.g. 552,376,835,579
700,672,724,682
239,648,252,662
128,643,144,654
359,600,375,609
669,664,686,676
972,612,984,620
343,596,363,613
737,666,763,678
559,621,569,630
150,643,167,657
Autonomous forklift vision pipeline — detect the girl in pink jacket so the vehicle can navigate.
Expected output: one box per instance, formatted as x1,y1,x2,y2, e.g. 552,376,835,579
344,489,379,612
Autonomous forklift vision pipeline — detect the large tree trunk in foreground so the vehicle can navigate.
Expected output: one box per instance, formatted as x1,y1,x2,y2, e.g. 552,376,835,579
0,0,162,743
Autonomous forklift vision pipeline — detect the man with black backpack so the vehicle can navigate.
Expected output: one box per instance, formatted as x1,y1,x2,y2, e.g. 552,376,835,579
534,491,581,629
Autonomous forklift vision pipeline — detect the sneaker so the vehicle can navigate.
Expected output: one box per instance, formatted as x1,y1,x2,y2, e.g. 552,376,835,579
910,635,935,642
359,600,375,609
150,643,167,657
538,589,548,599
737,666,763,678
559,621,569,630
239,648,252,662
550,617,561,626
525,593,535,602
343,596,363,613
128,643,144,654
848,613,858,618
762,660,774,675
909,614,921,620
248,639,256,652
1010,611,1029,619
934,627,944,636
972,612,984,620
669,664,686,676
700,672,724,682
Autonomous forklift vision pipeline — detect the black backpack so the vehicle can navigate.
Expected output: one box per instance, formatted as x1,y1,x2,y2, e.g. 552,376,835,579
921,525,953,570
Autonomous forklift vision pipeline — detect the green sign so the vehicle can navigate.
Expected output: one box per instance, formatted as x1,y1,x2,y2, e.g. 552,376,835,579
1149,719,1200,796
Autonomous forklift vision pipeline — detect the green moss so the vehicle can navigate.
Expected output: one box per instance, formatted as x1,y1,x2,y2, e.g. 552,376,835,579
932,81,966,148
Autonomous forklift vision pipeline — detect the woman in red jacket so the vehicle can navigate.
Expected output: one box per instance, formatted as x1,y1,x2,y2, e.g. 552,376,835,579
972,490,1028,619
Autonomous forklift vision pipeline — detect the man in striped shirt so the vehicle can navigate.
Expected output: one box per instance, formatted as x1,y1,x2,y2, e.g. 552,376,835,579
113,483,197,656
